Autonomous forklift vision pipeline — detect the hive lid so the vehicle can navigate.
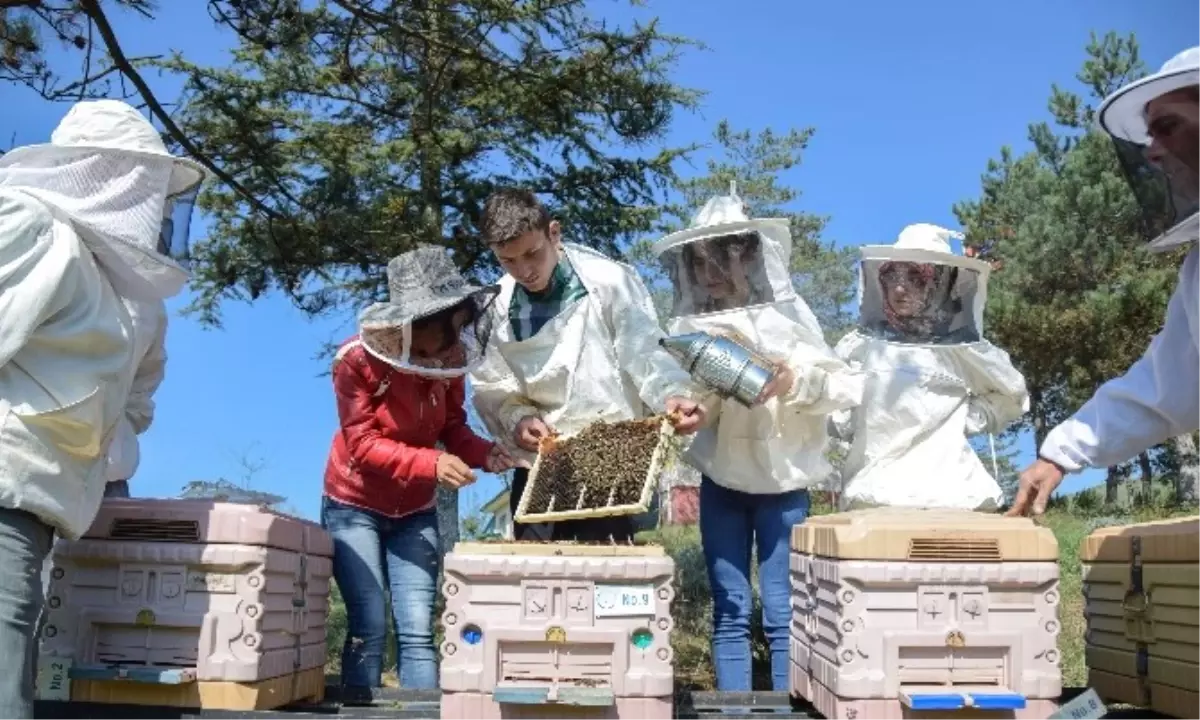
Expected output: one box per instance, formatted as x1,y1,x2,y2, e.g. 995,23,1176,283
452,541,666,557
83,499,334,557
1079,515,1199,564
791,508,1058,561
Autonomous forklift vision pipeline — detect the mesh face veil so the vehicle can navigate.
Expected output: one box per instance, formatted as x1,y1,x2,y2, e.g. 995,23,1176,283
659,231,777,318
1097,47,1200,251
859,258,984,345
157,185,199,267
1107,114,1199,250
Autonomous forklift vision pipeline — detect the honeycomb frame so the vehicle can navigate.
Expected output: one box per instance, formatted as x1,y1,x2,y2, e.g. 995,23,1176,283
514,416,676,524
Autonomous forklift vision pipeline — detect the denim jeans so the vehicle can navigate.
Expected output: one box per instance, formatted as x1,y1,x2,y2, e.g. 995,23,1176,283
321,497,440,691
0,508,54,719
699,476,810,692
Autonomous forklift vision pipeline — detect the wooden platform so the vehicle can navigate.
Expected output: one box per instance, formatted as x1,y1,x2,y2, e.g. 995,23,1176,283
69,666,325,711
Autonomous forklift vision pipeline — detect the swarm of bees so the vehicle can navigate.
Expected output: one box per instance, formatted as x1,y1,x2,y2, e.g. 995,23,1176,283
519,417,669,521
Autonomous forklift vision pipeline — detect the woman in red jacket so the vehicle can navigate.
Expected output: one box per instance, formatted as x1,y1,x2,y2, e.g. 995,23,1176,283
323,246,514,701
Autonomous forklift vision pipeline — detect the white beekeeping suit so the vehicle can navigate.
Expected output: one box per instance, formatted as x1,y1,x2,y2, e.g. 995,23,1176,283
833,223,1029,510
0,99,204,540
1033,47,1199,483
471,243,697,466
652,193,862,493
104,296,169,494
0,99,203,719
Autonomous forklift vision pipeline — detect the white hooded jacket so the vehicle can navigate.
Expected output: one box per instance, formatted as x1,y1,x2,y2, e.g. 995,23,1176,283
1039,48,1200,469
653,196,864,494
0,100,203,538
105,297,169,484
471,243,698,465
834,224,1029,509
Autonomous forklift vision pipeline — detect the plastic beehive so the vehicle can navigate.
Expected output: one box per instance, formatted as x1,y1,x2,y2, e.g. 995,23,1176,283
789,508,1061,719
38,499,332,710
440,542,675,719
1080,516,1199,719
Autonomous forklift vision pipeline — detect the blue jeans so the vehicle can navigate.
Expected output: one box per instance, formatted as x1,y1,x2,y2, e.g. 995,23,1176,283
321,498,440,690
0,508,54,719
699,476,810,692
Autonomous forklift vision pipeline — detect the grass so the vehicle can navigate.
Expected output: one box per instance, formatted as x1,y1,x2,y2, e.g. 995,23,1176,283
324,499,1197,692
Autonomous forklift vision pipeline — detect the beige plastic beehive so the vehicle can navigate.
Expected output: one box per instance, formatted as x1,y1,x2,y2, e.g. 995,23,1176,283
789,508,1061,720
516,417,676,524
440,541,674,719
38,499,332,710
1080,516,1199,719
790,507,1059,562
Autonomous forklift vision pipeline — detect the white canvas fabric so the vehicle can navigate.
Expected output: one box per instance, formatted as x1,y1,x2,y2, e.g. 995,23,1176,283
833,223,1028,509
653,194,863,494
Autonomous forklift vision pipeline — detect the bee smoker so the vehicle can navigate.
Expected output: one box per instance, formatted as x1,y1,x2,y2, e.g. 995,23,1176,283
659,331,777,407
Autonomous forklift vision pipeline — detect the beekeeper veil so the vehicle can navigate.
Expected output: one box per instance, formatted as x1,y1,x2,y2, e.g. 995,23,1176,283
358,245,499,378
858,223,991,345
1098,46,1199,251
0,100,206,301
654,192,794,318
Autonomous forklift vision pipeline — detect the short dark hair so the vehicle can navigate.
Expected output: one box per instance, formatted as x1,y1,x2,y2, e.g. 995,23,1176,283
480,188,551,246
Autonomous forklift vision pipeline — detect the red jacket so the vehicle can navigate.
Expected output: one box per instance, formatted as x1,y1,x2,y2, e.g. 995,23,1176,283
323,337,494,518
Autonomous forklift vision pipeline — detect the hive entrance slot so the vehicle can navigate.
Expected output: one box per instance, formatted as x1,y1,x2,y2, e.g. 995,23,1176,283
109,519,201,543
907,538,1001,562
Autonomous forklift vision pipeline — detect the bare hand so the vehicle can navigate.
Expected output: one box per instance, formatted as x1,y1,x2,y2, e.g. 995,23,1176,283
485,444,517,473
1006,458,1065,517
436,453,476,489
665,395,706,435
756,364,795,404
515,415,552,452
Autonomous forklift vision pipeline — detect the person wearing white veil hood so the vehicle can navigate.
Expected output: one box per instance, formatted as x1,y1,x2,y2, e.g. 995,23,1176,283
652,191,862,692
832,223,1029,511
0,99,205,717
1010,46,1200,516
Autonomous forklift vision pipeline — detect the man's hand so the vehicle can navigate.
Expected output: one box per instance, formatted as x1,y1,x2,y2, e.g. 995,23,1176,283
515,415,552,452
666,395,707,435
484,444,517,473
757,363,795,404
436,453,477,489
1006,458,1065,517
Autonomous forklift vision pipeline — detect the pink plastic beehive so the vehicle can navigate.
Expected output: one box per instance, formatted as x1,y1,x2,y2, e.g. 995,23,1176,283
41,499,333,685
440,542,675,719
789,509,1062,719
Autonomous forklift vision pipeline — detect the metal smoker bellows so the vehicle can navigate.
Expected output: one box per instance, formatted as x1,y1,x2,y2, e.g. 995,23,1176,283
659,331,776,407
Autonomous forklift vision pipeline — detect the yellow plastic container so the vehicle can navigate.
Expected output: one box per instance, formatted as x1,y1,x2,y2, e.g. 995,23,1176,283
1080,516,1199,719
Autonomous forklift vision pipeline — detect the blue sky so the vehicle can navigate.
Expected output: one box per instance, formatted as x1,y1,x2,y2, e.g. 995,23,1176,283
3,1,1196,522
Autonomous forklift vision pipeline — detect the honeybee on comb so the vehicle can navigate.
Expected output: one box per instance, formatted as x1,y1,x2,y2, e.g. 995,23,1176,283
518,416,672,522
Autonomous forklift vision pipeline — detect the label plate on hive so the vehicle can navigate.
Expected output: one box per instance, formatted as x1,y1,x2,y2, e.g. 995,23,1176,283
594,584,654,617
1048,688,1106,720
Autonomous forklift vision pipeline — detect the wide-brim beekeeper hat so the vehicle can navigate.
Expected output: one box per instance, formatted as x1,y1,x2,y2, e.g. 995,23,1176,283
0,99,206,197
0,100,209,300
1096,46,1199,251
358,245,499,377
1098,46,1199,144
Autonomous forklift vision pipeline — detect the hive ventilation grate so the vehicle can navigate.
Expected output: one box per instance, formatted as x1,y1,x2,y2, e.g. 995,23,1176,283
907,537,1001,562
109,518,201,543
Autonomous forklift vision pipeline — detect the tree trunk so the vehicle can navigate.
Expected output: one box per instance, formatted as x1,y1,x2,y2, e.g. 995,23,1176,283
1030,390,1049,450
1105,466,1120,505
420,0,458,552
1173,433,1199,504
1138,451,1153,502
